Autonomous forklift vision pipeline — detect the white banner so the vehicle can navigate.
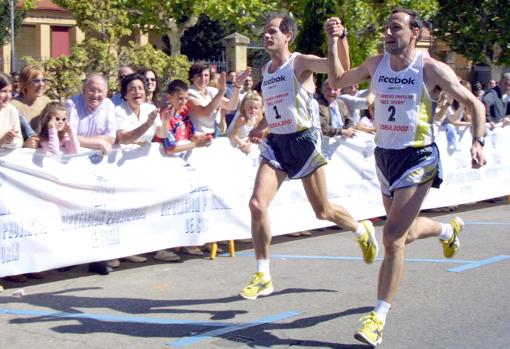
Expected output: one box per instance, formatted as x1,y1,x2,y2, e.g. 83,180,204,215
1,126,509,276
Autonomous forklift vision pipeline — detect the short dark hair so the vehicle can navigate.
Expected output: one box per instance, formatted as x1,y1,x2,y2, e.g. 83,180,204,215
265,12,298,44
167,79,188,95
391,8,423,41
0,72,11,90
188,61,210,82
120,73,148,100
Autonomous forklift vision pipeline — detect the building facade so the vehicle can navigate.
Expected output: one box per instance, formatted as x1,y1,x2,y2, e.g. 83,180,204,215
0,0,161,74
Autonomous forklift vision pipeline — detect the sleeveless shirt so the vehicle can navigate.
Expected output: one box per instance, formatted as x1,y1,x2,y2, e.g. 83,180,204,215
261,52,318,134
372,51,435,149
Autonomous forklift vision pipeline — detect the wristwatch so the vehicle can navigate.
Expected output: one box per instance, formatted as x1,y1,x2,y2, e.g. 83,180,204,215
473,136,485,147
339,27,348,40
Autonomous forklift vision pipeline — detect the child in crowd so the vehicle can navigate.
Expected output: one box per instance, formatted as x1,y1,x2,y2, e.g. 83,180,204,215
0,73,23,150
358,103,376,135
38,101,80,154
155,79,213,257
160,79,213,155
227,92,264,154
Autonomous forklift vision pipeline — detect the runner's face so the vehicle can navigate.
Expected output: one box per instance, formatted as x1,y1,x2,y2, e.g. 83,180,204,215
384,12,417,55
264,18,290,52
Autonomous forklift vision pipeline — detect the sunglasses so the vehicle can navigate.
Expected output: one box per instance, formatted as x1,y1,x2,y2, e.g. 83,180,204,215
55,117,67,122
147,78,157,82
32,78,47,83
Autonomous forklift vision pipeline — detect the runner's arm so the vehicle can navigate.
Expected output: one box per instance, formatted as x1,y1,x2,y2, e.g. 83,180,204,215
425,58,486,167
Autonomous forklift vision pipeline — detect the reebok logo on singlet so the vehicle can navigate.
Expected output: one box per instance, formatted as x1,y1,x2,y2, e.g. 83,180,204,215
378,75,415,85
263,75,286,86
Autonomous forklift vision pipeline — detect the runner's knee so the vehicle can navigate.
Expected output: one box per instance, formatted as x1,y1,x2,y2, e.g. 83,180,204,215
382,237,405,255
249,197,267,217
382,223,407,254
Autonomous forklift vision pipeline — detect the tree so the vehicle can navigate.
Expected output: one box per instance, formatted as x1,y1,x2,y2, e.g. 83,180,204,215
52,0,132,78
119,42,191,90
433,0,510,69
28,0,191,100
52,0,131,42
294,0,340,56
291,0,438,66
125,0,280,56
25,45,88,101
181,14,234,61
0,0,29,46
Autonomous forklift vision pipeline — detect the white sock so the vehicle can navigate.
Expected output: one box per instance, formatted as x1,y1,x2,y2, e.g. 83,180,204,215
374,299,391,323
439,223,454,241
354,223,365,238
256,259,271,280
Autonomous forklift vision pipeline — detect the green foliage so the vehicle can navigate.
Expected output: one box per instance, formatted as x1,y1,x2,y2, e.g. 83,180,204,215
181,14,234,61
75,38,119,78
119,42,191,90
50,0,134,93
290,0,438,66
24,48,86,101
294,0,340,56
126,0,281,55
0,1,23,46
52,0,131,42
0,0,33,47
433,0,510,65
24,41,190,101
338,0,438,66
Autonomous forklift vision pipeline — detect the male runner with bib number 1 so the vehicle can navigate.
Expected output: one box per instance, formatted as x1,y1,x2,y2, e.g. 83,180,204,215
239,12,379,301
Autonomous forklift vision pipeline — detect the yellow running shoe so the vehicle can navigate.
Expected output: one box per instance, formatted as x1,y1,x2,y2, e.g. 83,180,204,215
240,272,273,300
354,311,384,346
357,220,379,264
441,216,464,258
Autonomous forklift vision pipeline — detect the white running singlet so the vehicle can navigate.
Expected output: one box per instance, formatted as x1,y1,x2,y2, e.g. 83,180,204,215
372,51,436,149
261,52,318,134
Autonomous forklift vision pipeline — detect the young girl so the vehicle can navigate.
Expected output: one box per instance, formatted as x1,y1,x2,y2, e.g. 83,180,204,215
0,72,23,150
38,101,80,154
227,92,263,154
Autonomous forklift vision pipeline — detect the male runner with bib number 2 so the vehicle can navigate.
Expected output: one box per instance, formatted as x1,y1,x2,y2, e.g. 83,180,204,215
326,8,486,346
239,12,379,301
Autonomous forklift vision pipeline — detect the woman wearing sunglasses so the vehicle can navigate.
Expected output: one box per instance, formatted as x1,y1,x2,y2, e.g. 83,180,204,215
136,67,160,106
10,65,52,131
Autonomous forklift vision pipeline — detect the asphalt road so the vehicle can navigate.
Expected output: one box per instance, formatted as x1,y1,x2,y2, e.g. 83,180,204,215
0,201,509,349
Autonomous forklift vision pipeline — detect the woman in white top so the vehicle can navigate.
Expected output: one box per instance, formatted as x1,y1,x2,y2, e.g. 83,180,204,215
0,73,23,149
113,73,173,264
187,61,251,136
115,73,171,145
